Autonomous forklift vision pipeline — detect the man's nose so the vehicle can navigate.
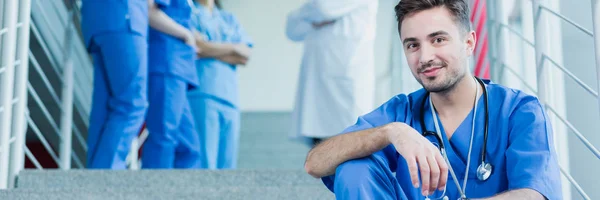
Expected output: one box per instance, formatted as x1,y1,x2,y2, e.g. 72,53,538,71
419,45,435,65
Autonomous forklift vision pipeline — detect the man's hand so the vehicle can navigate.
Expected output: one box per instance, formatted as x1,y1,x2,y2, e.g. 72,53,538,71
184,31,199,53
386,123,448,197
233,44,251,58
312,20,335,29
217,54,248,66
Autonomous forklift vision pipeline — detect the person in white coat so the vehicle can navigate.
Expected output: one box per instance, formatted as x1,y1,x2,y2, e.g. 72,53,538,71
285,0,378,146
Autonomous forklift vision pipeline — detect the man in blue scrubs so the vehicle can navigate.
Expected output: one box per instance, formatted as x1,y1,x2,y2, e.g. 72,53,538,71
304,0,562,199
82,0,149,169
142,0,202,168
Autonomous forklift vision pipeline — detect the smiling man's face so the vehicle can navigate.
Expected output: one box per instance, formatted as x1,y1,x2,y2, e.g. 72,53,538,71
400,6,476,93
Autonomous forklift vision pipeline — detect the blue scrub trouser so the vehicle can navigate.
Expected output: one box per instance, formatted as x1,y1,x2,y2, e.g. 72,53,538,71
87,33,148,169
142,74,201,168
188,95,240,169
326,155,408,200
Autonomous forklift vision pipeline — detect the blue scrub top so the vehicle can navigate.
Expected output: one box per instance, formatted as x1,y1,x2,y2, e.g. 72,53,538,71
188,3,253,106
81,0,148,49
322,80,562,200
148,0,199,87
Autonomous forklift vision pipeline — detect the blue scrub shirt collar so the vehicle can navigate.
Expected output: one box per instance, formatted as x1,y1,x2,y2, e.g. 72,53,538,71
193,2,221,18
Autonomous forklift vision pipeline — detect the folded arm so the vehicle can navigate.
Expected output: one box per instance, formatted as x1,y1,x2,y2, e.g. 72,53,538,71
285,3,316,42
215,54,248,66
148,0,195,48
310,0,372,20
194,33,251,65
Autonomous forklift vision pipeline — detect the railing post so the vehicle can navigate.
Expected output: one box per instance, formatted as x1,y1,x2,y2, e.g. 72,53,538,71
8,0,33,188
0,0,21,189
59,8,75,170
128,137,140,170
532,0,550,102
532,1,571,199
486,0,508,83
591,0,600,128
485,0,497,81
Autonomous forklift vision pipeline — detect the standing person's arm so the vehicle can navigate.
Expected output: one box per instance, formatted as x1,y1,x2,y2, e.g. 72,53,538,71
194,12,252,66
193,30,250,65
148,0,196,50
285,3,318,42
195,38,249,65
310,0,372,20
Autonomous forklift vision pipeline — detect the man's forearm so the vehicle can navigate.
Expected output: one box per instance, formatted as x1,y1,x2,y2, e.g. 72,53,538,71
148,2,191,41
304,123,397,178
478,189,545,200
215,54,247,65
196,40,236,58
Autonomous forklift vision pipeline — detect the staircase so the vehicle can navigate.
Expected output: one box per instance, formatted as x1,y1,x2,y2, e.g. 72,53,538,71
2,169,333,200
1,111,333,199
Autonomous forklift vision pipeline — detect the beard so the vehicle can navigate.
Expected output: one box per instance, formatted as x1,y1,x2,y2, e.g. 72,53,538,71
414,61,466,93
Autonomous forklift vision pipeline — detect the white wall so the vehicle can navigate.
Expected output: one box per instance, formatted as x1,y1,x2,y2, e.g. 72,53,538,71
222,0,400,112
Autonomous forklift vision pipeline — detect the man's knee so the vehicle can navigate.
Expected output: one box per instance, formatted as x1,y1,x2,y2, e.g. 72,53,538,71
335,156,382,187
331,156,404,200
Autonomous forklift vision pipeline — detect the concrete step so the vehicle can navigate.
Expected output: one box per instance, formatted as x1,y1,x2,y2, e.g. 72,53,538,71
17,169,324,189
1,186,333,200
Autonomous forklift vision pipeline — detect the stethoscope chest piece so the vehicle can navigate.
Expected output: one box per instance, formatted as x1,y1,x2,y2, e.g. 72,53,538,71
476,162,492,181
425,196,449,200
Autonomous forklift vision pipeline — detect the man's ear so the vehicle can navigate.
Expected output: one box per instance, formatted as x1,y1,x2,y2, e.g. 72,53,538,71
466,30,476,56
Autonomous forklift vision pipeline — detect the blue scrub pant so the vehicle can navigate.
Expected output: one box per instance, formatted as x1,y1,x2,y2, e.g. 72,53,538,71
327,155,409,200
142,74,201,168
188,95,240,169
87,33,148,169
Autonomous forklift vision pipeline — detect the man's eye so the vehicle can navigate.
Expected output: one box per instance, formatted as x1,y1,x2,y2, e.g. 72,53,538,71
407,43,419,49
435,38,446,43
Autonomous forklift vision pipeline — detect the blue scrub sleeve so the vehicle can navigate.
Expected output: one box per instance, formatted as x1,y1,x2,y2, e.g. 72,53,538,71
226,14,254,47
154,0,171,7
505,97,561,200
321,95,408,192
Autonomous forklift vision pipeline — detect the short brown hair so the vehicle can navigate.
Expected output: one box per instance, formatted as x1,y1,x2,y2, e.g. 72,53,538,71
394,0,472,34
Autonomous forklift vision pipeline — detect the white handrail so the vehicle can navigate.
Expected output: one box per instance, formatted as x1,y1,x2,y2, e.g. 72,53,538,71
559,166,591,200
24,146,43,170
0,0,20,189
542,54,599,97
26,115,62,169
539,5,594,37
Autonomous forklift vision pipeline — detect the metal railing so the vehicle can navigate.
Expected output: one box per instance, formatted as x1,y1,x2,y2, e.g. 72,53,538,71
487,0,600,199
0,0,91,189
0,0,32,189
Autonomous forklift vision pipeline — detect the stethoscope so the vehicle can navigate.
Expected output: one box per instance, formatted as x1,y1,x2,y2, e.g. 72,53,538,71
420,76,492,200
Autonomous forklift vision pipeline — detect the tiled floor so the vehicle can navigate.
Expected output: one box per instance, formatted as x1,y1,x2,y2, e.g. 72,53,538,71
238,112,311,169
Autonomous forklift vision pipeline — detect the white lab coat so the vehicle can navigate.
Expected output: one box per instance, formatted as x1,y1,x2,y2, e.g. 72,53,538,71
286,0,378,139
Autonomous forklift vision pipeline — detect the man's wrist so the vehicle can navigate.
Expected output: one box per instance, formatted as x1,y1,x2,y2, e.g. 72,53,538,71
381,122,405,143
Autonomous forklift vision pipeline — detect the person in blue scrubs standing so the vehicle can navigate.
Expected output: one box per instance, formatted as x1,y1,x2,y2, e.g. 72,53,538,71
188,0,253,169
142,0,202,168
304,0,563,199
81,0,149,169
